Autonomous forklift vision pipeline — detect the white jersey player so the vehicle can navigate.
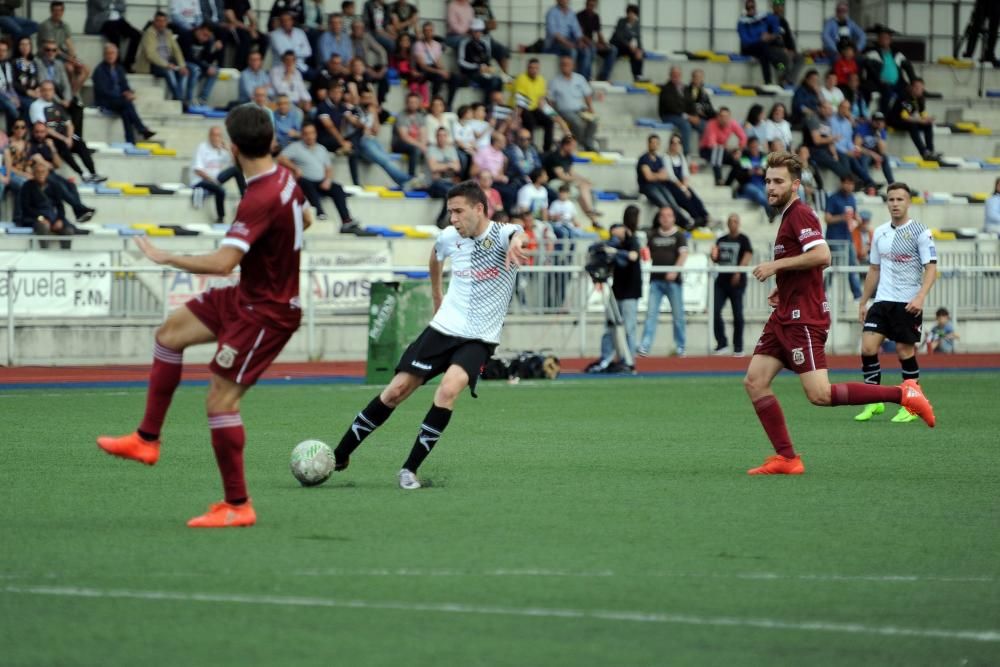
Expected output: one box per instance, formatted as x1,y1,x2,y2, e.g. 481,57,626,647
329,181,527,489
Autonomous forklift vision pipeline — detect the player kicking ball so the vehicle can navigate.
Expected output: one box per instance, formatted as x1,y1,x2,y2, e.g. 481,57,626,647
743,152,935,476
97,104,309,526
854,183,937,424
331,180,527,489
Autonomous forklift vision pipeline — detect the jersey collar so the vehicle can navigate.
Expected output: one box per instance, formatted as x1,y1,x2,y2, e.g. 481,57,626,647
245,164,278,185
779,196,798,220
890,218,914,230
473,220,493,242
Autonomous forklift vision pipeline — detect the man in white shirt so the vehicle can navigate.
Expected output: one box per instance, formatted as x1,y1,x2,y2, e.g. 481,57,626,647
190,126,233,223
269,11,313,76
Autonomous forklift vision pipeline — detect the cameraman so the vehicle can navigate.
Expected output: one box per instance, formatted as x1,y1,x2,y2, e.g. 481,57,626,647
586,205,642,374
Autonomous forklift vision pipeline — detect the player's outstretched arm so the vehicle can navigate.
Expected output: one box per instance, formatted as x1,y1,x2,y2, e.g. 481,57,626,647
505,232,528,269
752,242,831,282
134,236,244,276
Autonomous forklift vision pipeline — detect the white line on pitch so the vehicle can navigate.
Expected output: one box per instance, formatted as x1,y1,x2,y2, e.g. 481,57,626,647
4,584,998,643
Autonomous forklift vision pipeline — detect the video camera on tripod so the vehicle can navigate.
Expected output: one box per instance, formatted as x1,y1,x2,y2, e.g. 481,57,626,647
584,241,634,368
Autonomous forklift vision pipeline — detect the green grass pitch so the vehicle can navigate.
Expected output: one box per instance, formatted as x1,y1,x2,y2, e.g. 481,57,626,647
1,373,998,666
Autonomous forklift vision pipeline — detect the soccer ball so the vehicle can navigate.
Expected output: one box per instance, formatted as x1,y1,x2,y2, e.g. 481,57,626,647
290,440,335,487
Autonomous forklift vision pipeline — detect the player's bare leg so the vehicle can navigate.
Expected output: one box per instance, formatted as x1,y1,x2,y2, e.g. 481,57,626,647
333,371,423,471
188,374,256,527
399,364,470,490
97,306,216,465
744,354,805,474
856,331,888,421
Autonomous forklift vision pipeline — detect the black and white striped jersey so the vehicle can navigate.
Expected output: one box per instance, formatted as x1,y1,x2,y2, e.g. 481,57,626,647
429,221,521,344
869,219,936,303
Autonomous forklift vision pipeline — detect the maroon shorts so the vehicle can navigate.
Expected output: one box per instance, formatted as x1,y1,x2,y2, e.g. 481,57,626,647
754,319,828,374
185,286,297,386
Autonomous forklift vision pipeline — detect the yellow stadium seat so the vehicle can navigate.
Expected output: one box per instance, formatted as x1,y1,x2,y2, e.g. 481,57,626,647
391,226,432,239
916,160,939,169
145,227,175,237
901,156,923,163
105,181,130,189
931,229,956,240
130,222,157,231
986,158,1000,165
589,156,615,165
121,186,151,195
691,228,715,240
134,142,162,151
379,190,404,199
911,196,926,204
954,122,977,131
151,147,178,156
972,127,993,135
363,185,389,193
970,192,989,202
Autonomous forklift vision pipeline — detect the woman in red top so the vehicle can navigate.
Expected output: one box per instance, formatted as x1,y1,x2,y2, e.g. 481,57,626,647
390,33,428,107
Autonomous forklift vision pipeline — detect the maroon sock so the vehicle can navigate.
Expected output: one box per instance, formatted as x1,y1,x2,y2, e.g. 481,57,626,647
752,395,795,459
138,341,183,438
208,412,247,504
831,383,903,406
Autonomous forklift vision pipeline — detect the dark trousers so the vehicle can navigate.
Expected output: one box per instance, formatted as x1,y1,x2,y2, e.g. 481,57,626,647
740,42,790,85
216,26,268,69
699,146,740,184
895,120,935,156
101,97,147,144
101,20,141,69
610,40,644,79
390,136,422,177
217,165,247,195
194,179,226,219
810,146,853,180
521,107,554,152
55,135,97,177
713,279,746,352
456,70,502,103
663,181,709,225
48,172,88,216
963,0,1000,59
297,177,351,224
423,70,457,109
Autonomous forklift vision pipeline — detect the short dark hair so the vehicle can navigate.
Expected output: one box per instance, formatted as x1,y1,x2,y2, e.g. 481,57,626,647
912,77,924,85
935,307,949,318
456,104,470,117
447,180,488,214
196,22,213,32
528,57,539,66
647,133,660,143
839,173,855,183
301,120,317,133
529,167,544,182
558,184,571,193
559,135,575,147
626,4,639,16
886,182,911,196
281,49,296,59
154,10,168,19
341,0,354,8
49,1,64,8
718,106,731,114
226,104,274,158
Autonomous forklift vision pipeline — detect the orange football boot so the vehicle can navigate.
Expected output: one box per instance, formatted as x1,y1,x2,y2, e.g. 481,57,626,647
187,500,256,528
899,379,935,427
747,454,805,475
97,432,160,465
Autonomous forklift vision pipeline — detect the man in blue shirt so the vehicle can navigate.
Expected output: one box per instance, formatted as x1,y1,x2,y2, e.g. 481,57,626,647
856,112,894,185
737,0,789,86
829,99,876,189
317,13,352,65
824,173,862,299
92,42,155,144
822,1,866,59
544,0,592,79
238,50,270,103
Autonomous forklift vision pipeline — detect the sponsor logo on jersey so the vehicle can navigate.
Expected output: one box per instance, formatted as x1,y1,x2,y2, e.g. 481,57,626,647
791,347,805,366
410,360,433,370
289,296,302,310
453,267,501,280
884,253,915,262
822,301,830,312
230,221,249,237
798,228,820,241
791,309,800,320
773,243,785,256
215,344,238,369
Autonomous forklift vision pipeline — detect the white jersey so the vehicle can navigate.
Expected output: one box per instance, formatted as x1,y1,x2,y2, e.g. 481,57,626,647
869,219,936,303
430,221,521,344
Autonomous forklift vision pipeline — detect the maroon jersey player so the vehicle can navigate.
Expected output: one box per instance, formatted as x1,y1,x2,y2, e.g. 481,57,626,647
97,104,310,527
742,151,935,476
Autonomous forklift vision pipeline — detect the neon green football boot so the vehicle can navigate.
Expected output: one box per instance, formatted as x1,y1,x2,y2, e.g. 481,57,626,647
854,403,885,421
891,406,920,423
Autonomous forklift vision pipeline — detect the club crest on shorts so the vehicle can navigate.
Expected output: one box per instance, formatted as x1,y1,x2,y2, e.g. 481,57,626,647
215,344,238,369
791,347,805,366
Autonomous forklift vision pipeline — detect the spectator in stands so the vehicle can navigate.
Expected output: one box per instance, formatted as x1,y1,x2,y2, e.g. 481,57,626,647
699,106,747,185
769,0,803,85
822,1,865,60
762,102,792,149
985,177,1000,234
318,13,351,66
190,126,232,224
471,0,510,73
93,43,155,144
180,23,222,107
657,66,692,154
272,94,303,148
268,0,306,28
737,0,788,86
279,121,362,231
544,0,591,79
804,101,854,182
796,144,825,211
576,0,615,82
424,96,452,145
862,25,916,115
217,0,267,69
791,69,821,126
609,3,645,83
637,133,686,223
26,122,95,221
389,0,418,36
426,126,461,225
516,166,550,221
513,58,556,152
711,213,752,356
445,0,473,49
139,12,189,103
13,37,40,113
0,41,21,132
548,182,599,239
486,88,513,135
29,80,104,183
4,120,31,217
820,70,845,107
543,135,602,224
842,71,869,118
169,0,205,38
856,111,894,185
315,82,350,153
663,132,709,227
360,0,392,52
342,88,415,188
833,42,858,86
927,308,959,353
685,68,714,145
744,103,765,140
824,173,863,300
474,169,502,218
38,1,89,95
456,18,502,103
19,159,80,241
34,38,74,111
507,127,543,188
549,54,598,152
312,53,347,101
391,91,427,178
830,99,877,189
472,131,516,212
730,136,769,209
270,11,312,77
0,0,37,42
638,206,687,357
451,104,477,175
348,19,389,103
271,49,311,109
340,0,358,27
238,50,270,103
391,33,426,105
890,78,939,161
86,0,140,72
414,22,455,110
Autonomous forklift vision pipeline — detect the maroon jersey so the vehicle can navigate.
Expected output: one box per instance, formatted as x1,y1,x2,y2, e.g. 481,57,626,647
771,198,830,327
220,165,305,331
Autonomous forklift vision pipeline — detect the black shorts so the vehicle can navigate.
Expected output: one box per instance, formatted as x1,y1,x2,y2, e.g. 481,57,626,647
863,301,923,344
396,327,496,398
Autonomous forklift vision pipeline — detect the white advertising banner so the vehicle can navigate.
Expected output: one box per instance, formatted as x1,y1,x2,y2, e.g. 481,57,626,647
0,251,112,316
